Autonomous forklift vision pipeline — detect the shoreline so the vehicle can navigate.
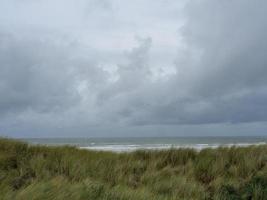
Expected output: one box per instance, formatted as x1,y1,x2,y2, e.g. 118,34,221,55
81,142,267,152
19,136,267,152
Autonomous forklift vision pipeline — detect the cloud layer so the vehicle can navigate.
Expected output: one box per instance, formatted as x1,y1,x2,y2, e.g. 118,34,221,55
0,0,267,136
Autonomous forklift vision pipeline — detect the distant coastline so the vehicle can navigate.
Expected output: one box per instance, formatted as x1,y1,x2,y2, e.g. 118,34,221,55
20,136,267,152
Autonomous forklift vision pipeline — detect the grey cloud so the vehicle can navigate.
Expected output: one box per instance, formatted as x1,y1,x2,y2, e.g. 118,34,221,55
0,34,77,114
173,0,267,123
95,0,267,126
182,0,267,95
1,0,267,137
0,32,107,116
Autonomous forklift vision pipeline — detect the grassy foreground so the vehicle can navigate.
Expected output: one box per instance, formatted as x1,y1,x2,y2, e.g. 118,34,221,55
0,138,267,200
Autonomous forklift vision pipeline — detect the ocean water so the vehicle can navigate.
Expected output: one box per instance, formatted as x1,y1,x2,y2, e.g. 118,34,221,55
21,136,267,152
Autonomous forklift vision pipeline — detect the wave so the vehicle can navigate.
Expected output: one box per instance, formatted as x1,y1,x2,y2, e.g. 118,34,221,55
80,142,266,152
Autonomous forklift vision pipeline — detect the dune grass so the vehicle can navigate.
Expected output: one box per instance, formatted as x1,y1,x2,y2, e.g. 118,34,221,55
0,138,267,200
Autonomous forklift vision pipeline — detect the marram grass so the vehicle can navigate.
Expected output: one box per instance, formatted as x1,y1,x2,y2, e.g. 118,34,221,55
0,138,267,200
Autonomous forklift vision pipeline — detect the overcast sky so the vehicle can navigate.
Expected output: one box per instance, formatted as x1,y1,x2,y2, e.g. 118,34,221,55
1,0,267,137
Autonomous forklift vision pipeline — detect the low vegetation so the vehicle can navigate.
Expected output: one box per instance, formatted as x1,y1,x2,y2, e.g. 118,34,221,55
0,138,267,200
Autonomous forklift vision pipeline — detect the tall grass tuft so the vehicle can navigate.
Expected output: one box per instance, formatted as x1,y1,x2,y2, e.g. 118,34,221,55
0,138,267,199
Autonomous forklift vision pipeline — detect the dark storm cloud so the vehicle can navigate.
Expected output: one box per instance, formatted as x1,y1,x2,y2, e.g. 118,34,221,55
93,0,267,125
0,33,78,114
174,0,267,123
0,32,107,115
0,0,267,137
183,0,267,94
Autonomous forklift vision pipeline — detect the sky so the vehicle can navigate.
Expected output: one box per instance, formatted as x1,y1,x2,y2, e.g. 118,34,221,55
0,0,267,137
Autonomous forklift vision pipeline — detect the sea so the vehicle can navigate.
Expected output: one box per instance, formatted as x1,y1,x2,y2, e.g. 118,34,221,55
20,136,267,152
